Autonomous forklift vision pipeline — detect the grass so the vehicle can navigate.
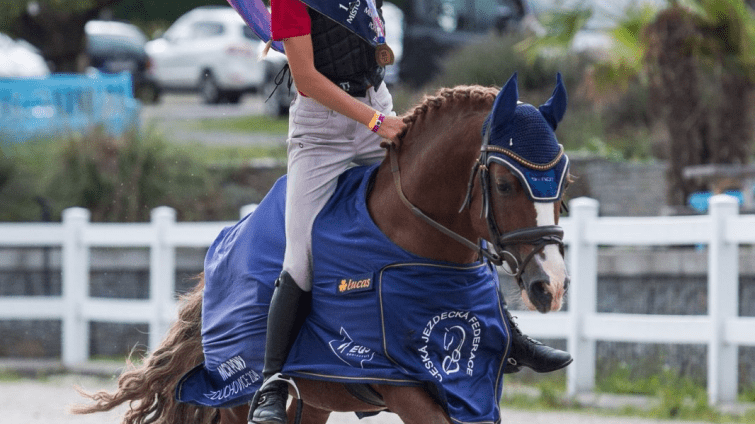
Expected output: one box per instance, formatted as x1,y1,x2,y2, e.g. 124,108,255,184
88,354,137,363
175,140,288,164
501,367,755,423
741,385,755,403
0,370,23,382
188,115,289,134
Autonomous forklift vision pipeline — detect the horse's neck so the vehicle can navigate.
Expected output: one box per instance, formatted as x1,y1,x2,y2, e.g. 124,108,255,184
368,109,487,264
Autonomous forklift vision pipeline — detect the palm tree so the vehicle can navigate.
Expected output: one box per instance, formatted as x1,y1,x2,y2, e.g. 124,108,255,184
644,0,755,205
522,0,755,207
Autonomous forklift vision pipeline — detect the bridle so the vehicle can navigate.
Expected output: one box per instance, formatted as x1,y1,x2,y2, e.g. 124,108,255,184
387,128,565,289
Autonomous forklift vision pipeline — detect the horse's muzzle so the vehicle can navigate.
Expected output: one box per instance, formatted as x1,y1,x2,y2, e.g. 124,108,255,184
494,225,564,283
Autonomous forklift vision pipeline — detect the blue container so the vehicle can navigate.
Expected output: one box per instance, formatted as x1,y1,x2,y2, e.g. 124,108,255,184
0,71,140,143
688,190,745,213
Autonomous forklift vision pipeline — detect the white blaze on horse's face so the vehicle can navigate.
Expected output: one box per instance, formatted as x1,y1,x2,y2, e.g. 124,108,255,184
519,202,568,312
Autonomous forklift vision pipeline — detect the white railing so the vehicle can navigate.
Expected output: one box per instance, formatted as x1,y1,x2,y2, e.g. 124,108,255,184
0,196,753,405
0,204,254,367
517,195,755,405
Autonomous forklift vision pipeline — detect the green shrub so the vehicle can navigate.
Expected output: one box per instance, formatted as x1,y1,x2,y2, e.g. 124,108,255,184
405,21,667,160
1,128,247,222
0,141,51,221
410,33,657,157
742,384,755,403
426,33,587,96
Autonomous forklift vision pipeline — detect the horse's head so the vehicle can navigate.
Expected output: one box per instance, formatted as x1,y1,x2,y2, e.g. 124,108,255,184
372,76,570,313
469,73,570,313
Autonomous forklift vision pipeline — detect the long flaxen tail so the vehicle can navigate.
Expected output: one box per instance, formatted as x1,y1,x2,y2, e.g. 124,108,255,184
71,274,219,424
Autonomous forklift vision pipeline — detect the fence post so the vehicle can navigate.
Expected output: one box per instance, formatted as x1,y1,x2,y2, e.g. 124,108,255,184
707,194,739,404
566,197,599,397
149,207,176,352
62,207,90,366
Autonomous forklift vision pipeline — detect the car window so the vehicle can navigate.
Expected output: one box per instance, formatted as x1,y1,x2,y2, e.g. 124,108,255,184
191,21,225,39
88,34,145,58
164,22,192,42
412,0,515,32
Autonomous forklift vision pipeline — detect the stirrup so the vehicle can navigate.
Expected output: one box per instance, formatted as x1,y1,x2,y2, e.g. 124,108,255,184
248,374,303,424
257,373,298,394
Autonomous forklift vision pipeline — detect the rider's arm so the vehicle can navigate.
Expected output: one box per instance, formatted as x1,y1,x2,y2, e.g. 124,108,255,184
282,35,404,143
271,0,404,143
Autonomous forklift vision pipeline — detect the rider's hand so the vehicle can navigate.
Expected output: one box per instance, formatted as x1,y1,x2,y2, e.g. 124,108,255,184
378,115,407,148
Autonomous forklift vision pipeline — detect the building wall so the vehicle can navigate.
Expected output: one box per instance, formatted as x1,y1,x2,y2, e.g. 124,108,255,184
567,156,669,216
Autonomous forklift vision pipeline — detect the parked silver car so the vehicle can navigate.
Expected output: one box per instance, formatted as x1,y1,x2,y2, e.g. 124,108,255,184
85,20,160,103
382,2,404,86
146,6,291,112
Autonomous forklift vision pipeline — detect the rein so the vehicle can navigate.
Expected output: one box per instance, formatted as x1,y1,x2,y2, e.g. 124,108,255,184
388,143,503,265
387,134,564,287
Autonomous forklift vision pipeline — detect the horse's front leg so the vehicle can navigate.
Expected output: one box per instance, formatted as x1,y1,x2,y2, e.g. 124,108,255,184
219,401,331,424
374,384,451,424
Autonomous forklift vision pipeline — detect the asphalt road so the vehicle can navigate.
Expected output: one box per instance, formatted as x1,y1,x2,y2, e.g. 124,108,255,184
139,93,287,147
2,375,721,424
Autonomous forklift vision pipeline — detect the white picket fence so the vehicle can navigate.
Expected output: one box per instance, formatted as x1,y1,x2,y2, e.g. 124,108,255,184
0,196,754,405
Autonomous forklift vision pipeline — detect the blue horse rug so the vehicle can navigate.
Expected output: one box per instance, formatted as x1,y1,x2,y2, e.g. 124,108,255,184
176,164,512,424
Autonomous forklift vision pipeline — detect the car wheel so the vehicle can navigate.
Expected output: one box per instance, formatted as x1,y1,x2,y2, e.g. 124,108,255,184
226,91,243,104
200,72,222,104
135,82,160,104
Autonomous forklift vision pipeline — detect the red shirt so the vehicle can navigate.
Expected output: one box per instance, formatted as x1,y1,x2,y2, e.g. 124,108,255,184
271,0,311,40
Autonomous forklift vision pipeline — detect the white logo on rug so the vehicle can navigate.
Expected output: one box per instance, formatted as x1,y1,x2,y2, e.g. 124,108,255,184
329,327,375,368
217,355,247,381
442,326,466,374
418,311,482,382
204,370,261,402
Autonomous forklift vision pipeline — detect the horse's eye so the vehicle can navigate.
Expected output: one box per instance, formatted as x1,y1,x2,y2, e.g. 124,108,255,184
496,182,513,194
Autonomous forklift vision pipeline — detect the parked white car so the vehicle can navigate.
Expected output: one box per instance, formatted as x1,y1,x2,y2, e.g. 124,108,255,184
146,6,290,110
382,2,404,86
0,33,50,78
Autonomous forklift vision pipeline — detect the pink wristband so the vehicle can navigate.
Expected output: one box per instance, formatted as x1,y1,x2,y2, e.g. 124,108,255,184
370,113,385,133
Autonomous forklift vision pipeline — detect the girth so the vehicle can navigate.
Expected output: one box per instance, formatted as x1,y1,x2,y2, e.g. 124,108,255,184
343,383,386,408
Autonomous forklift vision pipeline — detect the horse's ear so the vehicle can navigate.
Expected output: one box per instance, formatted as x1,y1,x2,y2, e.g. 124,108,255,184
489,72,519,135
538,72,568,130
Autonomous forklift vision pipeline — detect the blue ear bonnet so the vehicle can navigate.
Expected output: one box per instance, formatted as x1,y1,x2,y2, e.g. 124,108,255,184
482,72,569,202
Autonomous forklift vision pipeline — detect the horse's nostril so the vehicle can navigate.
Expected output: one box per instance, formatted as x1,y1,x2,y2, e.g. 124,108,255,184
528,281,552,313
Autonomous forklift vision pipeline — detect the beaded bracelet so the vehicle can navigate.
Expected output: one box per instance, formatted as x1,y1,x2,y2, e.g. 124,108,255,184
368,112,385,133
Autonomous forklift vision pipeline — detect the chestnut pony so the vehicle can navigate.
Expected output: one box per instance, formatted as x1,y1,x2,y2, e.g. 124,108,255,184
73,74,570,424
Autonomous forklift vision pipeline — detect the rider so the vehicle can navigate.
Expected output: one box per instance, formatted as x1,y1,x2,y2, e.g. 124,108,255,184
250,1,573,423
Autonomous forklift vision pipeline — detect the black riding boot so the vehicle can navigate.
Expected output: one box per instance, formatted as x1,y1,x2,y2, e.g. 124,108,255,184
249,271,311,424
504,308,573,374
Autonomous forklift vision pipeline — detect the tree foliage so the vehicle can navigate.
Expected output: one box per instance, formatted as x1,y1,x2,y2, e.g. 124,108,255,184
644,0,755,205
1,0,123,72
532,0,755,206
